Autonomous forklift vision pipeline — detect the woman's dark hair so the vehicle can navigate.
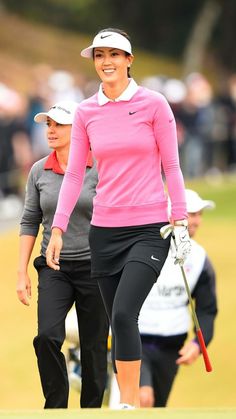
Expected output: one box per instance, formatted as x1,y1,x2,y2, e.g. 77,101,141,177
98,27,131,43
94,27,132,77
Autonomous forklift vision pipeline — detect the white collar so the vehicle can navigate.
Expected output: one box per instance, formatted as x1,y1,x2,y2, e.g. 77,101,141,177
97,78,139,106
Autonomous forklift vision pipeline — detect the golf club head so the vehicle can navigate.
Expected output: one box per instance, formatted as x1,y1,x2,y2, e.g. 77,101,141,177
160,224,173,239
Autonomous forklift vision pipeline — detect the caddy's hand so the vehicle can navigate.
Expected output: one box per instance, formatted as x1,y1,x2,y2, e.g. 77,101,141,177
46,228,63,270
171,225,191,265
176,340,200,365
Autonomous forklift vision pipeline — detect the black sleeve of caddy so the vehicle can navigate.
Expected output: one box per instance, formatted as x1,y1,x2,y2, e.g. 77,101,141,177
191,255,218,346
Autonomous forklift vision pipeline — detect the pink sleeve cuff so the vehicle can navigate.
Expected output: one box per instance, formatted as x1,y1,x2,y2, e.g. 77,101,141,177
52,213,69,233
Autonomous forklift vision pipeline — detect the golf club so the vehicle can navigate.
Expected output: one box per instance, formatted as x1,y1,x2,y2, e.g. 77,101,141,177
160,224,213,372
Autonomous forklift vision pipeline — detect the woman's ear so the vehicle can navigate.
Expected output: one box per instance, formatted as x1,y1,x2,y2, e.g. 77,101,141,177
128,55,134,68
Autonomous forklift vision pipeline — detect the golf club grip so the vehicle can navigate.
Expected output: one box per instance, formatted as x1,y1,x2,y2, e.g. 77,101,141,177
196,329,213,372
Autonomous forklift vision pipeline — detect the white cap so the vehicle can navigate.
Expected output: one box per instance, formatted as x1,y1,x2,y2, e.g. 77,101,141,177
185,189,215,213
34,101,78,124
81,31,132,58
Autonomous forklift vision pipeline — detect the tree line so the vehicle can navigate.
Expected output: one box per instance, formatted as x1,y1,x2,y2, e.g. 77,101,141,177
2,0,236,74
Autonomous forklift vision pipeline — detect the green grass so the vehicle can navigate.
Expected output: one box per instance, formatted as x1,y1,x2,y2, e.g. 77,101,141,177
0,408,236,419
1,176,236,410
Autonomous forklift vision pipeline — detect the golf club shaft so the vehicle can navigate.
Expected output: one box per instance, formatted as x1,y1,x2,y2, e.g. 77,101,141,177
180,264,212,372
160,225,213,372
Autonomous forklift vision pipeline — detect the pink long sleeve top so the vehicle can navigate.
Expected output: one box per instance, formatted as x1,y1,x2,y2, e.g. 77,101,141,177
52,80,187,232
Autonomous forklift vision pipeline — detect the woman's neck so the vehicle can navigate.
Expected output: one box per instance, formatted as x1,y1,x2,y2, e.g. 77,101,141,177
55,148,69,172
102,78,130,101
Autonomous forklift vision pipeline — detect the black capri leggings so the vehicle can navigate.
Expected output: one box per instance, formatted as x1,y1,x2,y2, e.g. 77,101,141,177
97,261,157,371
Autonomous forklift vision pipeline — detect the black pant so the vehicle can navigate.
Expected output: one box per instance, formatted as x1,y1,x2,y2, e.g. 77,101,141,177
140,334,187,407
33,256,109,409
97,261,159,372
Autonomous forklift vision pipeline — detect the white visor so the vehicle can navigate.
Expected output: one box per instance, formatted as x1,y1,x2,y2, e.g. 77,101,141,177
81,31,132,58
34,101,78,125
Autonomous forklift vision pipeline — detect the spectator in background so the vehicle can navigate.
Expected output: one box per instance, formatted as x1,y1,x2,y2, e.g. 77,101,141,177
212,73,236,173
0,82,32,199
25,64,53,161
161,78,187,169
47,70,84,104
25,67,86,162
227,74,236,169
140,75,168,95
141,74,219,179
138,189,217,407
176,72,215,178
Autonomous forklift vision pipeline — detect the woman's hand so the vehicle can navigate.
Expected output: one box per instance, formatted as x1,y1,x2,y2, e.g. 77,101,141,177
46,228,63,270
171,225,191,265
16,271,31,306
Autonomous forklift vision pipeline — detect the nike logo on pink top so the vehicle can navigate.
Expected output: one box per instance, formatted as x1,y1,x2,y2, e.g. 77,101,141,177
52,80,187,231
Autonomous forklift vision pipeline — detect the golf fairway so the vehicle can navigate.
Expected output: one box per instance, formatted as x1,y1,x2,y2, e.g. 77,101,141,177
0,408,235,419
